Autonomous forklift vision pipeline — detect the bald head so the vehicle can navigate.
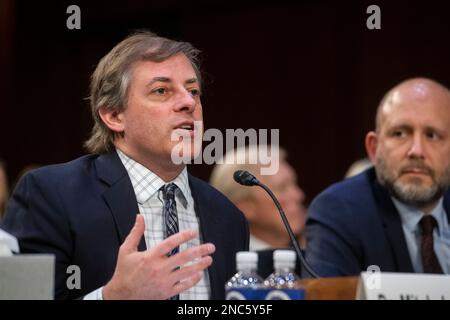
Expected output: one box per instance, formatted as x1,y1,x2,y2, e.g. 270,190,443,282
366,77,450,212
375,78,450,131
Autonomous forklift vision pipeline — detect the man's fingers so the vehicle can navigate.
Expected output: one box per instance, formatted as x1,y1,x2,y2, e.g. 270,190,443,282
170,272,204,298
157,229,198,256
166,243,215,269
170,256,213,284
121,214,145,254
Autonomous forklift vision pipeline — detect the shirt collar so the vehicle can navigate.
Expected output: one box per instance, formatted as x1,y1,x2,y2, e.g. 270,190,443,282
116,148,190,207
393,196,445,236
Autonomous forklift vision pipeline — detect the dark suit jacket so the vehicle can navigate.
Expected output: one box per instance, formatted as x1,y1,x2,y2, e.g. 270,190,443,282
304,168,450,277
1,151,249,299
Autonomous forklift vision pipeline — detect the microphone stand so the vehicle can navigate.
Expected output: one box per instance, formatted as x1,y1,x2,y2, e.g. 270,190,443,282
255,180,320,278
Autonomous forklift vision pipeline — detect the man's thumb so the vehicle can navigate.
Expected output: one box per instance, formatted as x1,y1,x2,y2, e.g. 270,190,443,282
121,214,145,254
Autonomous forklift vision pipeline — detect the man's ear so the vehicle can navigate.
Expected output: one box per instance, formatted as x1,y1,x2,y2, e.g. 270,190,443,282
98,107,125,133
365,131,378,163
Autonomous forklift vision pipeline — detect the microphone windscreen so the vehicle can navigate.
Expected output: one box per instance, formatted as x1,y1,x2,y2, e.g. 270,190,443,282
233,170,246,184
233,170,257,186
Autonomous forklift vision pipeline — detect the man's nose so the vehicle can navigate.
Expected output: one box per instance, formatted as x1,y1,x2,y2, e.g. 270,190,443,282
174,90,196,112
407,134,425,159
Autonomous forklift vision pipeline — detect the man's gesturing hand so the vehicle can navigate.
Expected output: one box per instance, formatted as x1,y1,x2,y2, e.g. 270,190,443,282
103,214,215,299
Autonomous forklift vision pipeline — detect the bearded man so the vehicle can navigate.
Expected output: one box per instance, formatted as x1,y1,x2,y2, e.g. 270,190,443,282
305,78,450,276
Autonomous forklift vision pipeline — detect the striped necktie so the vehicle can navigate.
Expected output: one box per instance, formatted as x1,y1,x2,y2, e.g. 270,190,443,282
162,183,180,256
162,183,181,300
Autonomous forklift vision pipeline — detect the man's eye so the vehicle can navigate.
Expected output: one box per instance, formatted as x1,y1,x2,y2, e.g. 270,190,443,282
190,89,201,97
152,88,167,95
426,131,440,140
392,130,406,137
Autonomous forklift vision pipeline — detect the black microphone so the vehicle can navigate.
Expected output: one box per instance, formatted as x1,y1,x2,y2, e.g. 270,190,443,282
233,170,259,186
233,170,320,278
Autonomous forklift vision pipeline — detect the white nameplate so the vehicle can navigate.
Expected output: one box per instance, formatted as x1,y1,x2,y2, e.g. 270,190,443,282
0,228,19,254
0,254,55,299
356,272,450,300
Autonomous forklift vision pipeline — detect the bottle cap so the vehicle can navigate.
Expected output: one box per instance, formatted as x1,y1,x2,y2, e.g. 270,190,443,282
236,251,258,270
273,250,296,269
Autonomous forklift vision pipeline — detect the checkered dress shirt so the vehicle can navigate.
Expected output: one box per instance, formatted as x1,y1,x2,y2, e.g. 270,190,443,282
117,149,211,300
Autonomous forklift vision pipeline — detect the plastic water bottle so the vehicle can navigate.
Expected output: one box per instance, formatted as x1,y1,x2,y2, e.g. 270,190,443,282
264,250,305,300
225,251,265,300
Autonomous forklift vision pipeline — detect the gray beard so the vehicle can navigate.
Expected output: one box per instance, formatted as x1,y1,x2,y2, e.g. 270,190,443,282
375,157,450,208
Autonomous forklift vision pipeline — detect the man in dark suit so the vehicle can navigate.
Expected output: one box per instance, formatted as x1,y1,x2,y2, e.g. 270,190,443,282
305,78,450,277
1,31,249,299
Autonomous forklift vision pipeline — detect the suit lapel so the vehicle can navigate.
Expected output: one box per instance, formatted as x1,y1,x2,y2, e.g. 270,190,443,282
443,191,450,223
95,151,146,251
371,175,414,273
188,175,223,300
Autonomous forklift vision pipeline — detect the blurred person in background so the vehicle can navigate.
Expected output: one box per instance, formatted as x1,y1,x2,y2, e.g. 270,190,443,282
210,145,307,250
344,158,373,179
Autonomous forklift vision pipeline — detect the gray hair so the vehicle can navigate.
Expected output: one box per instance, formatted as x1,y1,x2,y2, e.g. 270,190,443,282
85,31,202,154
